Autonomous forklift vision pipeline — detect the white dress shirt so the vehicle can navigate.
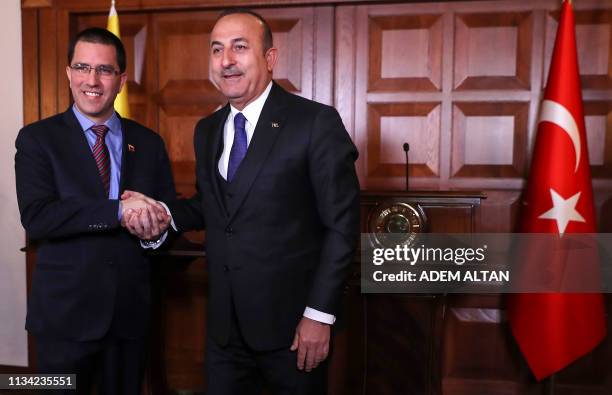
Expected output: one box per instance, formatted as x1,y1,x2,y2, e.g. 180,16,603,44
217,82,272,180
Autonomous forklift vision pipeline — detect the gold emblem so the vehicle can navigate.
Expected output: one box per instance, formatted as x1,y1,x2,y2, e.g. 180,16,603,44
368,201,426,248
271,122,280,128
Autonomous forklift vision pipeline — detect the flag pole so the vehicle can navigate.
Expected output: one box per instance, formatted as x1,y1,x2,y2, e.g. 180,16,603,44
107,0,130,118
545,374,555,395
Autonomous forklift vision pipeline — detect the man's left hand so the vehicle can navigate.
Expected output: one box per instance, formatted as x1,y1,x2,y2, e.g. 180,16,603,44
290,317,330,372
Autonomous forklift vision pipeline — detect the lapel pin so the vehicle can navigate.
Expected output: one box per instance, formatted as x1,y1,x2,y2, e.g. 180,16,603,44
271,122,280,128
128,144,135,152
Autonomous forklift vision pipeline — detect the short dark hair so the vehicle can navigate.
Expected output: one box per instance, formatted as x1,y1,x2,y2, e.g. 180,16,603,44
217,8,273,53
67,27,126,73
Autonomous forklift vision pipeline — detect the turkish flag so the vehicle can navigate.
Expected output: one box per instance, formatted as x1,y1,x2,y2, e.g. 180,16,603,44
507,0,606,380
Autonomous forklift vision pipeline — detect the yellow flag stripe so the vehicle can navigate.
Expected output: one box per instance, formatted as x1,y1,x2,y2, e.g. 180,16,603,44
107,6,130,118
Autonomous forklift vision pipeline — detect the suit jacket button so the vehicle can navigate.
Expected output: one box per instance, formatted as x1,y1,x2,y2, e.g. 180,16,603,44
225,227,233,236
223,264,229,272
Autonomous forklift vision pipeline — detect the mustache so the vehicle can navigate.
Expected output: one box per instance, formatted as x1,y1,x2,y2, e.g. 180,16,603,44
221,68,243,76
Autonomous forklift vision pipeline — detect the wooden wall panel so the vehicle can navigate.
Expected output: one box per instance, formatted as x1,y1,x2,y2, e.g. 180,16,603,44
154,259,208,391
585,101,612,179
451,102,528,178
364,294,441,395
341,0,612,218
39,7,59,118
442,295,523,395
454,12,532,90
335,6,359,186
544,9,612,90
367,102,441,178
154,11,222,199
478,190,521,232
258,7,333,102
353,5,448,191
368,14,443,91
349,3,531,191
22,8,39,126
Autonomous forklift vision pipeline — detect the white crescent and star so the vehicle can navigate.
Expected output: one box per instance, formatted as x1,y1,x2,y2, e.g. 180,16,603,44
536,100,587,234
538,188,586,235
538,99,581,173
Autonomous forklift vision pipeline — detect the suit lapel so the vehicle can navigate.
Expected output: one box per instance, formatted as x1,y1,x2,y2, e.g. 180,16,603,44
226,83,288,222
208,105,230,215
61,109,107,197
118,116,131,194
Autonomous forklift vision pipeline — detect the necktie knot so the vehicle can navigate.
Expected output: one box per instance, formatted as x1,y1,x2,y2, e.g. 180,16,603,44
91,124,109,140
234,112,246,132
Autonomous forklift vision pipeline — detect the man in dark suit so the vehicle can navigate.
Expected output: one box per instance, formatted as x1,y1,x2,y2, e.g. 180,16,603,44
15,27,174,395
125,9,359,394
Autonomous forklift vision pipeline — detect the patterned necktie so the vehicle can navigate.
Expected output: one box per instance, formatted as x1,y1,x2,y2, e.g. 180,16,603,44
91,124,111,195
227,112,247,182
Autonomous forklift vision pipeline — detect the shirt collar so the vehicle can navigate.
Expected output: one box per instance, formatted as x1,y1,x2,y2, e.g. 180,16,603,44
229,81,273,127
71,105,121,135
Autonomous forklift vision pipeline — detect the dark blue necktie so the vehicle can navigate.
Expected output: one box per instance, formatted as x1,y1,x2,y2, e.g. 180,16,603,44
227,112,247,182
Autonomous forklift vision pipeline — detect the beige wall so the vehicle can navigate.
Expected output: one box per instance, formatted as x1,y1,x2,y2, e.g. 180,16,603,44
0,0,27,367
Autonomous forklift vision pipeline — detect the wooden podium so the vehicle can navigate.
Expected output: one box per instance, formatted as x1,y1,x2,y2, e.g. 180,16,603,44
328,190,485,395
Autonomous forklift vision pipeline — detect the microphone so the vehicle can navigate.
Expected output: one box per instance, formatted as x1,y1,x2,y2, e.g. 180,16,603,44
403,143,410,191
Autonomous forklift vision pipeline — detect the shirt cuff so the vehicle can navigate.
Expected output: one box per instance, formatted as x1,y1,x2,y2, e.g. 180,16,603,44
303,307,336,325
158,201,177,232
139,201,174,249
140,231,168,250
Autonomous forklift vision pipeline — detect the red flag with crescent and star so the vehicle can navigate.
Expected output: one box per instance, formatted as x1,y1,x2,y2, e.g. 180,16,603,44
507,0,606,381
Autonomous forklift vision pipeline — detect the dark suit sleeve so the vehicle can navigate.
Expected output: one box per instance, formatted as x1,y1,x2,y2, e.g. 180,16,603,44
15,127,119,240
153,134,177,202
164,122,206,231
166,191,205,232
306,106,360,315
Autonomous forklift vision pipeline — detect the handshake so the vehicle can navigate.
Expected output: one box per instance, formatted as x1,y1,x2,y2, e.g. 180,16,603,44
120,190,171,241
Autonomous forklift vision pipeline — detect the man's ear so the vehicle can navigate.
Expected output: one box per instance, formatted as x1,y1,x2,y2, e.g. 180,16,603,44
119,71,128,93
265,48,278,72
66,66,72,87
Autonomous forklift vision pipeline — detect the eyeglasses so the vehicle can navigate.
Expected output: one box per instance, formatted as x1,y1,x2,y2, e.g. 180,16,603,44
70,63,120,78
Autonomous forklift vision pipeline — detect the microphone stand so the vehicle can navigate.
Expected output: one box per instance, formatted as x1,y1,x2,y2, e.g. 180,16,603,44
403,143,410,191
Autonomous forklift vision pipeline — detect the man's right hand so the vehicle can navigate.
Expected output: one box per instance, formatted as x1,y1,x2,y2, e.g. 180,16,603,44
120,190,170,240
